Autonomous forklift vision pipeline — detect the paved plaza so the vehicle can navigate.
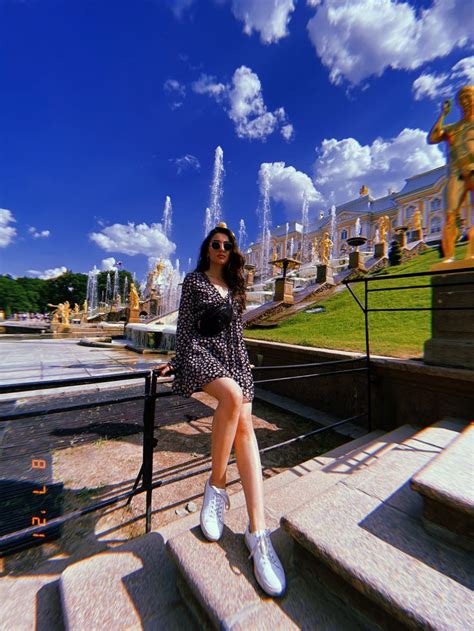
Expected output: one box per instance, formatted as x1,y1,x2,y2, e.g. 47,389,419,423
0,338,164,396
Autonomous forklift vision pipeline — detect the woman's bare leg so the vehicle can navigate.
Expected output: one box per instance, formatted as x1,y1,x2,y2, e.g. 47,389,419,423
202,377,243,488
233,402,266,532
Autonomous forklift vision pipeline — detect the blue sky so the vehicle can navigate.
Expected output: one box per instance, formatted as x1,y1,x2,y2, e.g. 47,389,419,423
0,0,472,281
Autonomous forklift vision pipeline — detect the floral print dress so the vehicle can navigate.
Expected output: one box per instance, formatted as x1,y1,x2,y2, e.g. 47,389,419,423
170,271,254,401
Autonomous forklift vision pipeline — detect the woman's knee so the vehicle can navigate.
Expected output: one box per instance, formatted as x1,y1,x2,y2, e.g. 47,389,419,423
235,406,255,439
204,378,243,410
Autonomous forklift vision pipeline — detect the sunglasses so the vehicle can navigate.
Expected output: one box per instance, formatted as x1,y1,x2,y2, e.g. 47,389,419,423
211,240,233,251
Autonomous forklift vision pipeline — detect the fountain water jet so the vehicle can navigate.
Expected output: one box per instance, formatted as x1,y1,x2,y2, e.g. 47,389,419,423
86,267,100,313
258,164,272,281
123,276,129,304
204,207,212,236
105,273,112,304
113,268,119,303
238,219,248,251
330,205,337,258
209,146,225,227
162,196,173,238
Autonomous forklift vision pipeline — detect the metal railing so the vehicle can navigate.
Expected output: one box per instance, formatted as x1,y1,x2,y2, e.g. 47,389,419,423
0,356,368,552
4,266,471,552
343,265,474,434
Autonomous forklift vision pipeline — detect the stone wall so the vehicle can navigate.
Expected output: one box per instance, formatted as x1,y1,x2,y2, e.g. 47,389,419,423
245,339,474,431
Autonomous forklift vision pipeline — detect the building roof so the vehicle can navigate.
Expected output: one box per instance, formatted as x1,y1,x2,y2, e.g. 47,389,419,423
395,165,447,198
272,221,303,237
335,194,374,214
370,194,397,214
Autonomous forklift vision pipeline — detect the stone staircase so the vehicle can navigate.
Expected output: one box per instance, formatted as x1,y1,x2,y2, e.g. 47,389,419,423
9,419,472,629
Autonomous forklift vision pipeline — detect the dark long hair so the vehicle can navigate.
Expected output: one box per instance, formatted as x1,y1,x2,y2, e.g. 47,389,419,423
195,226,246,310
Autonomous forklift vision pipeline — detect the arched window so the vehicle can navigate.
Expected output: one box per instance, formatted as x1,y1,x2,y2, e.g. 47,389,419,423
430,216,442,234
406,205,416,220
341,229,348,241
431,198,441,211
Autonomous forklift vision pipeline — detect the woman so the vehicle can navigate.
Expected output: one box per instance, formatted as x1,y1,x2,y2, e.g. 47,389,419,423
159,223,286,597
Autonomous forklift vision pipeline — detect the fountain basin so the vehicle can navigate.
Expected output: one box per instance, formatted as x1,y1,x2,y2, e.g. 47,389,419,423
125,322,176,354
346,236,368,250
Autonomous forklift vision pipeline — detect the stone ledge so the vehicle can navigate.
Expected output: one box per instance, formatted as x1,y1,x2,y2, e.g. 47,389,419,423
281,421,473,631
411,422,474,516
411,422,474,543
167,510,360,631
165,427,418,630
60,532,197,631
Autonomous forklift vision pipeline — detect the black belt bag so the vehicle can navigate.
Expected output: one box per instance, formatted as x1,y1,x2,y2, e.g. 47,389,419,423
197,301,233,337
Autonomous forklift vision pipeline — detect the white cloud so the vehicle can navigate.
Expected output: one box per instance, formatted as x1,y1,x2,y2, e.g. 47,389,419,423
90,222,176,260
229,0,296,44
413,56,474,100
167,0,195,18
193,66,293,141
314,128,445,205
27,266,68,280
192,74,227,99
101,257,117,271
28,226,50,239
164,79,186,109
260,162,323,216
307,0,474,86
171,154,201,174
0,208,16,248
281,124,294,141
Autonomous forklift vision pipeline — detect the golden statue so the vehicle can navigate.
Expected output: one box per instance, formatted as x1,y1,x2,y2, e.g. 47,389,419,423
73,303,80,316
413,208,423,232
377,215,391,243
129,282,140,311
156,259,166,276
428,85,474,262
52,311,59,324
319,232,333,265
359,184,369,196
82,299,88,313
63,301,71,323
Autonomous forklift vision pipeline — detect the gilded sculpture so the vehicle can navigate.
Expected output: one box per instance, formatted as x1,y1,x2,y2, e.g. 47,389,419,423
129,282,140,311
428,85,474,262
377,215,391,243
413,208,423,233
319,232,333,265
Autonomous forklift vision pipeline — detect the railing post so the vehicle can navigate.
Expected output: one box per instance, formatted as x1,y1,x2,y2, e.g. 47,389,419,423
142,371,157,533
364,278,372,431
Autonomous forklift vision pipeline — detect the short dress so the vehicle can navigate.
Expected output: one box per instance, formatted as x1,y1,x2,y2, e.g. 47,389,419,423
170,271,254,401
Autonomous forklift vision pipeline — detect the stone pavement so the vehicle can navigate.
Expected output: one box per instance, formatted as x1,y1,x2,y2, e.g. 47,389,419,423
0,338,166,399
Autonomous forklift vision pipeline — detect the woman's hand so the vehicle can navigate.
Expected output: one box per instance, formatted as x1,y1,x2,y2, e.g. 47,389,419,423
156,363,174,377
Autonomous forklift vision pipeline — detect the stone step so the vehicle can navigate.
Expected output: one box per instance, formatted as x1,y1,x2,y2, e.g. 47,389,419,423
165,426,418,630
281,420,472,631
60,532,198,631
411,421,474,547
58,429,383,630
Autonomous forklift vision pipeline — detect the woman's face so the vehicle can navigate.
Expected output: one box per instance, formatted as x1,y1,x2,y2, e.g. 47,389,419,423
208,232,232,267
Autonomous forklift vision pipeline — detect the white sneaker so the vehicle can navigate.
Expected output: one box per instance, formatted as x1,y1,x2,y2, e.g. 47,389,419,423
200,478,230,541
245,526,286,597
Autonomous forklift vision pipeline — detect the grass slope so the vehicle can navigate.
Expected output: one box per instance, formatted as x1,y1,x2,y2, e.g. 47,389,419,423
245,244,469,359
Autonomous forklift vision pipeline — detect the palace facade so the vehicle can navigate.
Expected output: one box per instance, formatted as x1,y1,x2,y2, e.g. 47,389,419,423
245,165,471,269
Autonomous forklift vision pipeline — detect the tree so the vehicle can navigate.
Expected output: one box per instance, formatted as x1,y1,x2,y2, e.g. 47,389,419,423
0,276,32,316
45,272,88,308
16,277,48,312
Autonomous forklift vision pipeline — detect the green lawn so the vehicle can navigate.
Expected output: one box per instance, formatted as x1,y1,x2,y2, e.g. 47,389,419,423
245,244,469,358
